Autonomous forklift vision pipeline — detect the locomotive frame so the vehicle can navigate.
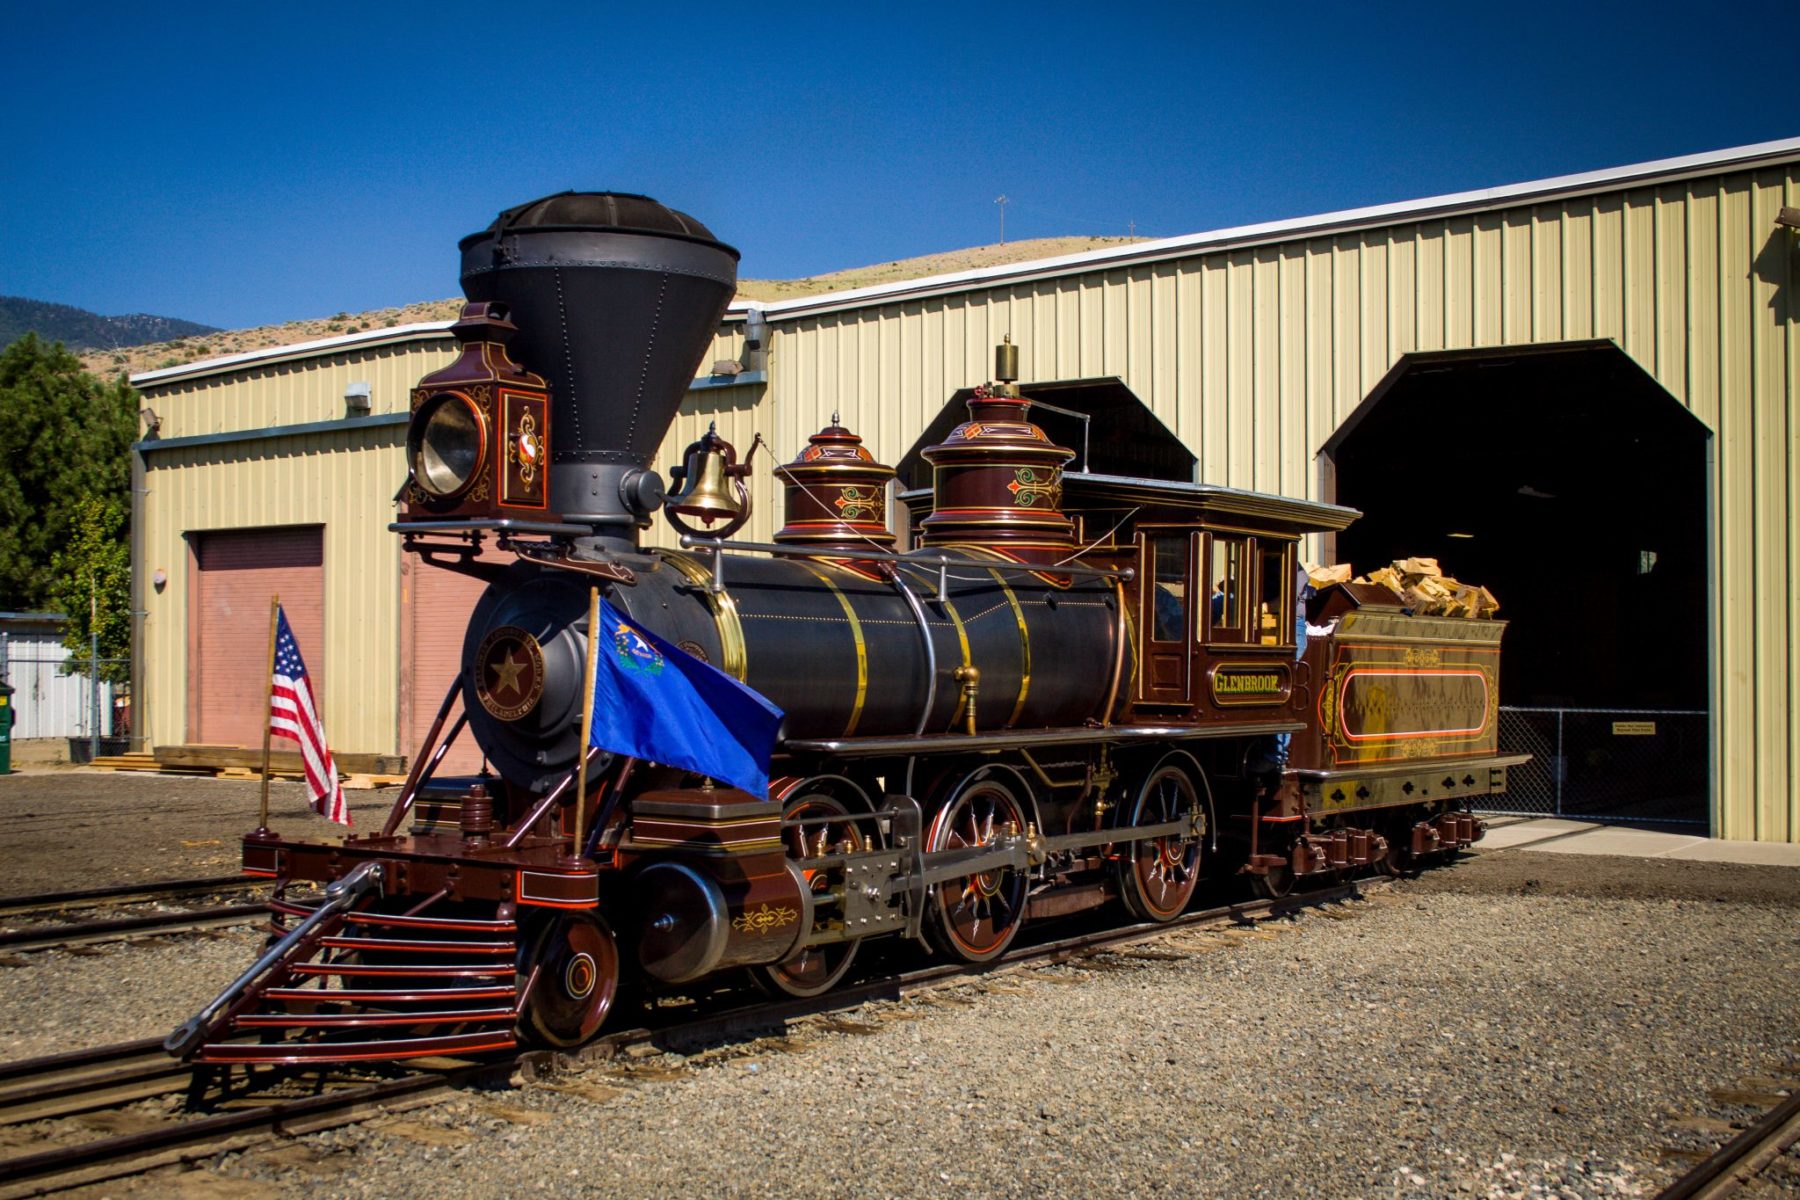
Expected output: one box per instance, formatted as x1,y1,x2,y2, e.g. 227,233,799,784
170,193,1521,1066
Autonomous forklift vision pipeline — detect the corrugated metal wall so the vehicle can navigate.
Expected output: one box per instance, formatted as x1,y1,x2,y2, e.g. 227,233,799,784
145,336,453,438
138,331,750,756
141,426,411,756
758,164,1798,842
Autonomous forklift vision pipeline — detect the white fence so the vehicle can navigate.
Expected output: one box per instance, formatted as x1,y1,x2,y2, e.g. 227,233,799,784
0,631,118,740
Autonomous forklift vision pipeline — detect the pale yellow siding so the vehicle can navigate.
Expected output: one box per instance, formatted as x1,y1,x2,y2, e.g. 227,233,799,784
145,334,455,437
140,429,408,756
754,162,1800,842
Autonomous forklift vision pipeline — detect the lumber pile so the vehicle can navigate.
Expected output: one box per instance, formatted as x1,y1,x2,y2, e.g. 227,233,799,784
1307,556,1500,619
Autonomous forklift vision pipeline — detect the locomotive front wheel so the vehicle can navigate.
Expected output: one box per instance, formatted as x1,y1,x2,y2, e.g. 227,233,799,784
1117,763,1205,922
924,774,1029,964
752,789,870,999
519,911,620,1048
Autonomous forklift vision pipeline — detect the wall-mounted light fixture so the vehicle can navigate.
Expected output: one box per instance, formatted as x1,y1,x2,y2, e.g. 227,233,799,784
1777,207,1800,232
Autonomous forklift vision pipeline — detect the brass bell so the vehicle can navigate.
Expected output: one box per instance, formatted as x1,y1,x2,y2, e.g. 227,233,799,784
669,427,742,525
666,423,762,538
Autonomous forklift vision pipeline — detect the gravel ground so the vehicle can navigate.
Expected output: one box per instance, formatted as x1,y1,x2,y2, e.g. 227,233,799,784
17,846,1781,1200
0,771,392,896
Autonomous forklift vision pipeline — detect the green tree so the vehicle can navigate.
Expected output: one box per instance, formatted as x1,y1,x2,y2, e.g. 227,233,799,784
47,495,132,684
0,335,138,610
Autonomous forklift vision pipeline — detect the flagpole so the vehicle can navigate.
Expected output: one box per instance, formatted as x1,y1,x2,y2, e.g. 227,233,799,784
569,586,601,864
256,594,279,836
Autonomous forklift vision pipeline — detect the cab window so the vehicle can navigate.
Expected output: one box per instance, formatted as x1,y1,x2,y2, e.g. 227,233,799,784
1206,534,1247,642
1257,540,1295,646
1150,534,1188,643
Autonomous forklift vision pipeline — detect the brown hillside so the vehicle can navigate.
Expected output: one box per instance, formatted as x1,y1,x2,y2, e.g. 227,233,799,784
83,236,1145,381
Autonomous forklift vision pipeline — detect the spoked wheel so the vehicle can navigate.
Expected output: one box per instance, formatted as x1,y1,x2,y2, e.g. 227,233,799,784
924,771,1030,964
1116,761,1206,922
752,785,872,998
519,911,620,1048
1250,858,1297,900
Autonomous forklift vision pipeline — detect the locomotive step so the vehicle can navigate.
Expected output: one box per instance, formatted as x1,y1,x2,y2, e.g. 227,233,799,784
263,985,517,1003
195,1028,517,1064
234,1006,518,1029
268,900,516,933
288,961,513,978
316,935,516,955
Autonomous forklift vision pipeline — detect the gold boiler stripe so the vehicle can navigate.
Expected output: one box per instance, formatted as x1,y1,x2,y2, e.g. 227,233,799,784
939,594,974,729
661,551,748,681
794,562,868,737
985,566,1032,726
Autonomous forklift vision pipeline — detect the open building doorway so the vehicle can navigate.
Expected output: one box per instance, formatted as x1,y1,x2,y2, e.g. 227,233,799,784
1322,342,1711,825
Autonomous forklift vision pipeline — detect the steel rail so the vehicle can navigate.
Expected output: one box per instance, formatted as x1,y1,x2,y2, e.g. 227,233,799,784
0,1039,190,1127
1653,1088,1800,1200
0,879,1373,1197
0,904,269,954
0,1065,474,1199
0,876,258,921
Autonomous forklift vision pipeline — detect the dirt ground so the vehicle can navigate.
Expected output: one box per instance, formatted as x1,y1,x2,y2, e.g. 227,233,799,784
0,771,394,897
1407,842,1800,908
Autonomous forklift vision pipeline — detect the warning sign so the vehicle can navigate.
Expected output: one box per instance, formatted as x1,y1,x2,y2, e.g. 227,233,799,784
1612,721,1657,736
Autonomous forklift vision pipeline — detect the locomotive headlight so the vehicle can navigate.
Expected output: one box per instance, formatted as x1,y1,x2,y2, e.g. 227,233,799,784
408,392,487,498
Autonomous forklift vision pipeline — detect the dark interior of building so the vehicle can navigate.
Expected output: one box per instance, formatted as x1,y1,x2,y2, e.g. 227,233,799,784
1327,343,1710,712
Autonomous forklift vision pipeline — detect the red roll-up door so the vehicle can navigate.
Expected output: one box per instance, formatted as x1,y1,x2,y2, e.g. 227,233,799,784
189,527,326,748
400,545,512,775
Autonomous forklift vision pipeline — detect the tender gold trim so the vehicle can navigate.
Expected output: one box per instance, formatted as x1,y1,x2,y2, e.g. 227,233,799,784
660,551,748,680
793,562,868,736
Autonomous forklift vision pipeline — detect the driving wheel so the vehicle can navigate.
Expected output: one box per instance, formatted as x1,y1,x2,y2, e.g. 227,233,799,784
752,786,871,998
924,772,1030,964
1117,761,1205,921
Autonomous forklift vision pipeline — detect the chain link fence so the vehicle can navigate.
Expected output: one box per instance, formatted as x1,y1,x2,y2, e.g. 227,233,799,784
0,652,130,761
1484,706,1708,826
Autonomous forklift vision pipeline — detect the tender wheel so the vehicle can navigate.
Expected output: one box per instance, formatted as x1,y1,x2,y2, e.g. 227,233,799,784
1250,859,1296,899
1375,816,1412,876
924,771,1029,964
519,911,619,1048
1117,762,1205,922
752,787,870,999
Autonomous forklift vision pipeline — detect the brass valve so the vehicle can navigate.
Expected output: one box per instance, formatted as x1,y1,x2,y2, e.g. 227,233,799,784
953,664,981,736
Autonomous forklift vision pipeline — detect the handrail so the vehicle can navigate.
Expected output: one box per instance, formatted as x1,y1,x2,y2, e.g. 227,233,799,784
677,535,1134,586
163,862,384,1059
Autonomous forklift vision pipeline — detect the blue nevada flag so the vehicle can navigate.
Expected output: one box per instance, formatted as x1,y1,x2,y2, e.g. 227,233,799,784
589,598,784,797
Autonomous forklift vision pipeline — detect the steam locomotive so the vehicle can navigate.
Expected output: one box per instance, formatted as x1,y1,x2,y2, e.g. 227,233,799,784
169,194,1522,1065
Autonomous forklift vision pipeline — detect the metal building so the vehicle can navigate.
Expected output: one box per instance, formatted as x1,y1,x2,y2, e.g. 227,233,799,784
132,137,1800,840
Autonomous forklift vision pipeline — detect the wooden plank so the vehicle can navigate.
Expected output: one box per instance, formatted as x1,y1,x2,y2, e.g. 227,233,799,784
154,745,407,776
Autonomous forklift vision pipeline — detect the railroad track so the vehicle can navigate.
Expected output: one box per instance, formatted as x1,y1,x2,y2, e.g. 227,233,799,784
0,878,1370,1196
0,877,271,955
0,877,259,921
1655,1088,1800,1200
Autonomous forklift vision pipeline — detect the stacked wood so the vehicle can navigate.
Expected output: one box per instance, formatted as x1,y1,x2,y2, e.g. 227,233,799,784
1308,558,1500,618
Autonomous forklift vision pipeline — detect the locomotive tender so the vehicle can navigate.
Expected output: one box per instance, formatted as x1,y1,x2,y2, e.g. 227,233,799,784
170,194,1522,1065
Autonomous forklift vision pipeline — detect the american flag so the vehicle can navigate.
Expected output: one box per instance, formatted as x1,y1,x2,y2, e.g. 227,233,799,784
270,606,349,825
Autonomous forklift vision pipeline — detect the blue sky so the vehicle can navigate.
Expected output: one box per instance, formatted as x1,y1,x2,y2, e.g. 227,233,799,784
9,0,1794,330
